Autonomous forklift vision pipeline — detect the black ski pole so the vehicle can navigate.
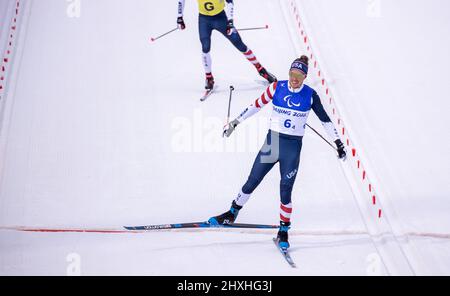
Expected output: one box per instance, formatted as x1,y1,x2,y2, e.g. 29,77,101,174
226,85,235,125
237,25,269,32
150,27,178,42
305,123,337,151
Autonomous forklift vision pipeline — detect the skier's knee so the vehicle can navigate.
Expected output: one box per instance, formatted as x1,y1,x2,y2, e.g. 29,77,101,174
235,43,248,53
228,35,247,52
280,182,293,194
242,176,260,194
280,180,294,204
234,42,247,52
201,38,211,53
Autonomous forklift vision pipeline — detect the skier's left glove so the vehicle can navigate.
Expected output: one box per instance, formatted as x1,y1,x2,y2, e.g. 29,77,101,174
223,119,239,138
177,16,186,30
226,19,236,35
335,139,347,161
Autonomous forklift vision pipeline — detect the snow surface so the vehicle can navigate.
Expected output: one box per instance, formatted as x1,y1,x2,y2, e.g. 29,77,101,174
0,0,449,275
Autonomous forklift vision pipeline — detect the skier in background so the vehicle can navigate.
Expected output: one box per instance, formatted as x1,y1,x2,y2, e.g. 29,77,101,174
176,0,277,90
208,55,347,249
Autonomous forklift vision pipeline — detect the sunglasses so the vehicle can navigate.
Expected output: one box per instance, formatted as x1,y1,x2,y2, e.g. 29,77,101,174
289,71,306,79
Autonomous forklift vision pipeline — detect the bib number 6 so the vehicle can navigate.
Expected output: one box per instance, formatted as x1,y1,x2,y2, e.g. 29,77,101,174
284,119,291,128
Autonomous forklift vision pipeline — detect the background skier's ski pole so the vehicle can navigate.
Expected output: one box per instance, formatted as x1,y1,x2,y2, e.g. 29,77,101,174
306,124,337,151
237,25,269,32
226,86,235,125
150,27,178,42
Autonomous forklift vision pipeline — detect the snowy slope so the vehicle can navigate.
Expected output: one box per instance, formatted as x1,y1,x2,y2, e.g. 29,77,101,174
0,1,16,57
291,0,450,275
0,0,448,275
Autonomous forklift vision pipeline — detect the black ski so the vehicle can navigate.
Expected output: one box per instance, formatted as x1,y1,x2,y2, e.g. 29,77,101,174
124,222,278,231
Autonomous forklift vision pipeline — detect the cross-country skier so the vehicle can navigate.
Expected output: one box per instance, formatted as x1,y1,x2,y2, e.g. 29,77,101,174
176,0,277,90
208,55,347,249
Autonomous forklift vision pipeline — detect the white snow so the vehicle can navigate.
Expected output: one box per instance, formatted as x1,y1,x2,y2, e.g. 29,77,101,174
0,0,449,275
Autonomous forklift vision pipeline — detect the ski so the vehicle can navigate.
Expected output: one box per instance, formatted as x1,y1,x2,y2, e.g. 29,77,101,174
124,222,278,231
273,237,297,268
200,85,217,101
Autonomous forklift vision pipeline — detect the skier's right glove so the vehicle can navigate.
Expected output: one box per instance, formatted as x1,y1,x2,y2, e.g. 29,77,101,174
177,17,186,30
226,19,236,35
223,119,239,138
335,139,347,161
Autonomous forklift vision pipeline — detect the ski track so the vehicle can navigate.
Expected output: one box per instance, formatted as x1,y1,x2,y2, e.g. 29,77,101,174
0,0,449,275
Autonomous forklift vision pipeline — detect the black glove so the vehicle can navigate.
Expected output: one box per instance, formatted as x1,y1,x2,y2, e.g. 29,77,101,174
177,17,186,30
335,139,347,161
226,19,235,35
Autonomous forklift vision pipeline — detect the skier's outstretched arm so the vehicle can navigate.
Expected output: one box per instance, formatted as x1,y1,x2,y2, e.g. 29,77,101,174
225,0,234,20
311,90,347,160
223,82,278,137
225,0,235,34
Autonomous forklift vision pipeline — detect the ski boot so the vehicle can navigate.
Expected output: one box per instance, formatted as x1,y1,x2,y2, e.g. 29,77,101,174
256,64,277,83
276,221,291,250
205,73,215,90
208,200,242,225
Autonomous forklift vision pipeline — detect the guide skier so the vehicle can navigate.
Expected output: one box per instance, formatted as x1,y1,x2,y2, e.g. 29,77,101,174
208,55,347,249
176,0,277,90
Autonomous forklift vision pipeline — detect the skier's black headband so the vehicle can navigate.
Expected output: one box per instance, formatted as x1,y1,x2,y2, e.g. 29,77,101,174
290,61,308,75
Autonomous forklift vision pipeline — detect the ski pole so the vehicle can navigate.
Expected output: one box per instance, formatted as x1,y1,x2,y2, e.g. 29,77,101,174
305,123,337,151
226,86,235,125
150,27,178,42
237,25,269,32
